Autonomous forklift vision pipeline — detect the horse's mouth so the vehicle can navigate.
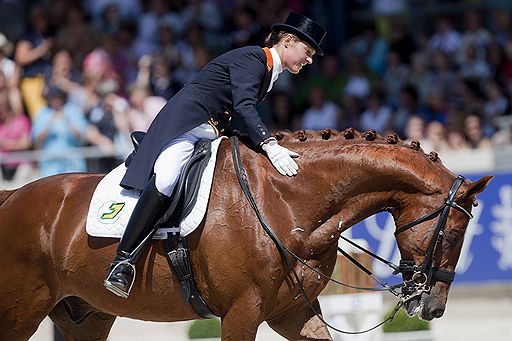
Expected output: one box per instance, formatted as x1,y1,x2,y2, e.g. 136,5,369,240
403,292,445,321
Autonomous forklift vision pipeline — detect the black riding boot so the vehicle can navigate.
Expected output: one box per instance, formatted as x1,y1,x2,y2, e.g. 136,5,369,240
104,176,168,298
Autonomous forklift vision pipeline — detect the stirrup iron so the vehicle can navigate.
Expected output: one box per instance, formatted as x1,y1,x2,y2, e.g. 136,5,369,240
104,260,137,299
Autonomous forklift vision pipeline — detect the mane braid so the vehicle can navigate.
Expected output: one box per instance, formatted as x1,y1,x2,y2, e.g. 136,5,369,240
273,128,441,163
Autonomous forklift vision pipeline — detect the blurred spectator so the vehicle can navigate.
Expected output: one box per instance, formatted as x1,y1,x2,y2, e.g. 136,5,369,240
343,57,372,99
267,91,298,131
483,79,510,135
346,23,388,76
82,47,121,96
84,0,142,23
382,51,409,108
408,51,434,104
424,120,449,152
458,43,491,81
31,86,87,176
301,86,340,130
136,54,182,100
403,114,428,145
55,5,98,70
157,23,180,66
424,88,448,124
389,20,416,65
339,94,361,130
393,85,426,135
229,6,260,49
86,92,130,172
360,88,392,133
446,129,470,150
430,50,457,95
295,55,345,110
127,85,165,132
181,0,222,34
46,48,82,96
0,33,18,88
458,10,491,64
0,61,23,116
491,9,512,46
175,24,207,85
137,0,183,46
428,17,461,57
464,114,492,149
15,5,54,119
0,93,30,181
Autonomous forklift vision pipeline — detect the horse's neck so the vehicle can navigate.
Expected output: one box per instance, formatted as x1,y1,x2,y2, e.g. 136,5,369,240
273,141,447,235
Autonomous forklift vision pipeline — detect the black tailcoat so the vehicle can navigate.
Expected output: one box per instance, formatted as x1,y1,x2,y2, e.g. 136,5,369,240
121,46,273,191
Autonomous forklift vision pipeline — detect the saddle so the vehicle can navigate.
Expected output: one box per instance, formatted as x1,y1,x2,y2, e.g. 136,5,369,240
126,132,215,318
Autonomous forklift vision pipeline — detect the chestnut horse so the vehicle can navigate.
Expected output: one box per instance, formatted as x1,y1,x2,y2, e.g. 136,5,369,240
0,129,491,341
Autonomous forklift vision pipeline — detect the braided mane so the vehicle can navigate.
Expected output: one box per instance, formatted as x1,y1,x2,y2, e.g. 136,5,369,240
274,128,441,163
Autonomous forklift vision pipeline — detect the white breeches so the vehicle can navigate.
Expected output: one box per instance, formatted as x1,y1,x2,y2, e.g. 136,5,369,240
153,123,217,196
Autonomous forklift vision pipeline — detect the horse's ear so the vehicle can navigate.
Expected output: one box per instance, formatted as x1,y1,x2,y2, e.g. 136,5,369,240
465,176,493,206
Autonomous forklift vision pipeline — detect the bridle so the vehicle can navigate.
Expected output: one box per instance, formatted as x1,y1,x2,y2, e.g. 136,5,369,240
391,175,473,301
230,137,473,334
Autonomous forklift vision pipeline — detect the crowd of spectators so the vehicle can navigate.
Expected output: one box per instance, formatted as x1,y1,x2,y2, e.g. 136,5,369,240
0,0,511,182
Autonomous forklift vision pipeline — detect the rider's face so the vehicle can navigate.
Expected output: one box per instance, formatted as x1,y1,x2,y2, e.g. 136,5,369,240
282,36,315,74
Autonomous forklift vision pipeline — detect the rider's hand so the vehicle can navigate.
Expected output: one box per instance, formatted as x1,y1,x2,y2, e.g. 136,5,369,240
261,138,299,177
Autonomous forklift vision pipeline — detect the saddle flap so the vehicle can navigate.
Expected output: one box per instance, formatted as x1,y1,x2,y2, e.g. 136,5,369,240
156,138,212,227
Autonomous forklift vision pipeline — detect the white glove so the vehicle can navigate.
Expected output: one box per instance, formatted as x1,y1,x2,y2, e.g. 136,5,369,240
261,138,299,176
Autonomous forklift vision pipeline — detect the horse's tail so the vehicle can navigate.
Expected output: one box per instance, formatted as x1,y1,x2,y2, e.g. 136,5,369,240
0,189,16,206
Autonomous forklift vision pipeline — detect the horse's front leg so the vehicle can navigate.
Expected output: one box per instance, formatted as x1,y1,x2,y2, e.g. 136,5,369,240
267,299,332,341
220,289,265,341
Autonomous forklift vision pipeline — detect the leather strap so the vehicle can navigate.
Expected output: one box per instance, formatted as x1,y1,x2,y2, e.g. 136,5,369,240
262,47,273,72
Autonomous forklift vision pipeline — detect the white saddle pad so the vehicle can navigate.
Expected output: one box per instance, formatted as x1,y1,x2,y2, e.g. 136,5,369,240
86,137,226,239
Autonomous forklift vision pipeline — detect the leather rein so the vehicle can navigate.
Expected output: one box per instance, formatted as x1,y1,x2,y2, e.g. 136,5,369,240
229,137,472,334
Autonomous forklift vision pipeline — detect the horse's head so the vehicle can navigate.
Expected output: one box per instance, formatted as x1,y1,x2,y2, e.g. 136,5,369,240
393,175,492,320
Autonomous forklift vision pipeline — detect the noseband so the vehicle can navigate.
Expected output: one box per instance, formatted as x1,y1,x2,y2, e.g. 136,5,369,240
393,175,472,300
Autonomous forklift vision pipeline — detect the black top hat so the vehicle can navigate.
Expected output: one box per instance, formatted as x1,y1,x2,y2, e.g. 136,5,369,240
272,12,326,56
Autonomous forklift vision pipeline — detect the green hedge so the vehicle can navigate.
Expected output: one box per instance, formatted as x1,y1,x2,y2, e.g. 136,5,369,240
383,308,430,333
188,318,221,339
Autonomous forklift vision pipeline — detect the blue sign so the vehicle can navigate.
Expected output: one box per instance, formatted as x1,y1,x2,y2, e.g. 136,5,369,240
343,173,512,285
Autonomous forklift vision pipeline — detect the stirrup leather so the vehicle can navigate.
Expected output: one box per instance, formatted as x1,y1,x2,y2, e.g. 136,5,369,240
104,259,137,299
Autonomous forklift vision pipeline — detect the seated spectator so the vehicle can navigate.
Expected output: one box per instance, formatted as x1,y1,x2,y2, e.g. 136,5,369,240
408,51,435,105
428,17,461,57
32,86,88,177
360,88,392,133
393,85,427,135
403,114,428,147
127,85,165,132
464,114,492,149
446,129,470,150
343,57,371,99
382,51,409,108
424,88,448,124
458,43,491,81
483,80,510,135
301,86,340,130
86,92,131,172
0,93,30,181
430,50,457,96
424,120,449,153
345,23,389,76
458,10,492,64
